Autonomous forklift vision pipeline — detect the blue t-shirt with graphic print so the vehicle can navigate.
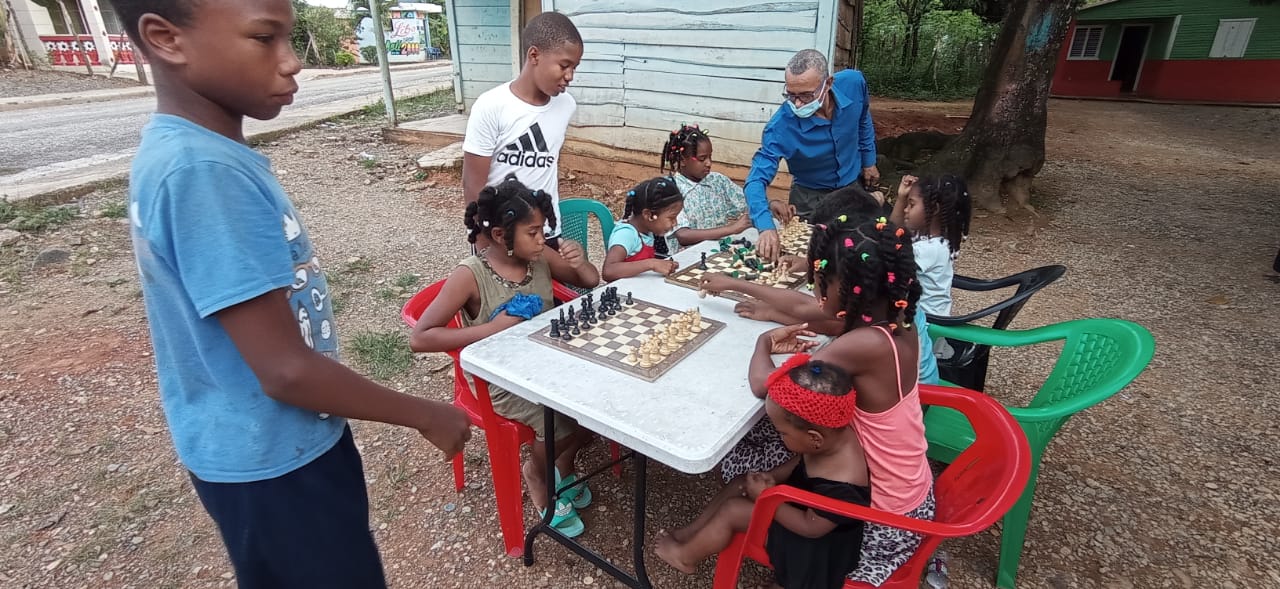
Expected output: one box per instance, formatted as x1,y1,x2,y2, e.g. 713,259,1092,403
129,114,344,484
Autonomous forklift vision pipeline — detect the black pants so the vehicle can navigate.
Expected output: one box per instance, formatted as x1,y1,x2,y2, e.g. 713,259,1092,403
789,180,867,221
189,427,387,589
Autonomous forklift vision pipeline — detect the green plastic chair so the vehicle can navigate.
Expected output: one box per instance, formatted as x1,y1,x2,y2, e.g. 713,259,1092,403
558,198,615,261
924,318,1155,589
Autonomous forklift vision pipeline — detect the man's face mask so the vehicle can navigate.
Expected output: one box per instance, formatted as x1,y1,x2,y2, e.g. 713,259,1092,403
787,77,829,118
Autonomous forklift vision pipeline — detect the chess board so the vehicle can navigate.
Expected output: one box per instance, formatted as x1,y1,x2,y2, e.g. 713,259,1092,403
665,249,808,302
778,219,813,256
528,298,725,382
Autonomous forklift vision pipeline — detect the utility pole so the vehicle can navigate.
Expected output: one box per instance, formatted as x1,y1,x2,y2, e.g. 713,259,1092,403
366,2,397,126
78,0,114,71
54,0,92,74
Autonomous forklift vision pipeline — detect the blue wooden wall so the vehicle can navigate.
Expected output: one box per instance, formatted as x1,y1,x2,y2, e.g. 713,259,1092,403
553,0,834,167
450,0,516,108
448,0,837,167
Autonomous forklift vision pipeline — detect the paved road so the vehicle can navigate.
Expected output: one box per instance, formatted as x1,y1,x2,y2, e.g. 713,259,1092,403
0,67,452,176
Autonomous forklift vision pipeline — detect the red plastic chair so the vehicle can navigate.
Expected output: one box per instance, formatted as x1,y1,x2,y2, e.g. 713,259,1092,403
402,279,614,558
712,385,1032,589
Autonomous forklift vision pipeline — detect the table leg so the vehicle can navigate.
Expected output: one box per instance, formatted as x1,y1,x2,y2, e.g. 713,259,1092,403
632,454,652,588
521,407,655,589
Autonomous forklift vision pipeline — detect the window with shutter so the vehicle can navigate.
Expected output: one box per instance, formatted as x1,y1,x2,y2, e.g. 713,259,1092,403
1210,19,1256,59
1068,26,1105,60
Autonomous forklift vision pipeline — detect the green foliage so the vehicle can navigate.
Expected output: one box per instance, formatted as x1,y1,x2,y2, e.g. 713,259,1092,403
0,201,78,232
291,0,355,67
361,45,379,64
859,0,999,99
100,199,128,219
349,331,414,380
335,51,357,67
355,88,455,121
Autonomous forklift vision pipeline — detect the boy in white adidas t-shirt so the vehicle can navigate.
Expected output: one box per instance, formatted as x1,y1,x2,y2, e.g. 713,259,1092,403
463,12,583,249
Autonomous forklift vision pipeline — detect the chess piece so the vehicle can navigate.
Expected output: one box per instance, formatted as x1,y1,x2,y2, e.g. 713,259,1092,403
549,319,561,339
639,340,657,368
561,325,573,341
568,304,575,320
624,346,639,366
626,292,634,306
571,322,581,336
690,309,703,333
659,333,675,355
559,308,566,324
700,252,708,270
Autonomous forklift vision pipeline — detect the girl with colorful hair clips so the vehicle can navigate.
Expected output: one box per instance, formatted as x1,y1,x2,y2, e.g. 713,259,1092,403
655,358,871,589
660,124,752,252
602,176,685,281
411,174,600,538
723,216,933,587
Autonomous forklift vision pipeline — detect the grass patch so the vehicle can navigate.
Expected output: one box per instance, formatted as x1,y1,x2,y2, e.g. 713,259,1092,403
375,287,398,301
394,273,419,289
349,331,413,380
331,291,348,315
93,177,129,194
100,199,128,219
359,158,378,169
0,200,79,232
355,89,454,121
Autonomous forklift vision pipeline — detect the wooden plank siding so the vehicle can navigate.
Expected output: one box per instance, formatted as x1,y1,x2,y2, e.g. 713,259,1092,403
1079,0,1280,60
450,0,513,107
546,0,836,167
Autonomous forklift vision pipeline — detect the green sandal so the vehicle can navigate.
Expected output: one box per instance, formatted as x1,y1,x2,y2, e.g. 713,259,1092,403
556,470,593,510
539,498,585,538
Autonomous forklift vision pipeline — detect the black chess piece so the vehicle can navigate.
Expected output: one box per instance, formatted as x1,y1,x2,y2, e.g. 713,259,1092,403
549,319,561,338
568,304,575,319
626,291,634,306
559,308,566,324
570,322,581,336
586,292,595,311
700,252,708,270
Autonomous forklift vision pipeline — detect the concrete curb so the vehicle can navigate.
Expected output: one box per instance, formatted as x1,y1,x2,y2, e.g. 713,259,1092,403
0,61,452,113
0,82,452,203
0,86,156,113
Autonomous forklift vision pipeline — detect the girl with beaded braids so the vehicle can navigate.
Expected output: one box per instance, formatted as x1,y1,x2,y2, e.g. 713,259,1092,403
889,174,971,318
660,125,752,252
411,174,600,538
727,217,935,587
602,176,685,281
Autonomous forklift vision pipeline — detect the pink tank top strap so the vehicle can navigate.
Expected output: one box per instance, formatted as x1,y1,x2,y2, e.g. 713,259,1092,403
872,325,907,400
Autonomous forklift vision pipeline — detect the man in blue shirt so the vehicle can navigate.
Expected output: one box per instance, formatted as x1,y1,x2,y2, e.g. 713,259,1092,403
748,50,880,261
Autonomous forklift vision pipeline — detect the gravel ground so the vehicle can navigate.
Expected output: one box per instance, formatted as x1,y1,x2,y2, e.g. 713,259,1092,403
0,68,144,98
0,99,1277,589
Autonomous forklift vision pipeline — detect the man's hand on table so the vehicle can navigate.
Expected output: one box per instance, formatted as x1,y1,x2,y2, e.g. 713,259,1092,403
757,229,781,262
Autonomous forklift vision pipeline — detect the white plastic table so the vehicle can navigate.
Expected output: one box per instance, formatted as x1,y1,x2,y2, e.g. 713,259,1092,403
459,234,785,587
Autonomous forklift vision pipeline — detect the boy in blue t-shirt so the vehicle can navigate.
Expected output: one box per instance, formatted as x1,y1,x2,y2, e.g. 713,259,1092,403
111,1,470,586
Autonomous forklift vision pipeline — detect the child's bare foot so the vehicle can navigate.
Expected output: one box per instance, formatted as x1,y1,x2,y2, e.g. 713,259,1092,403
670,526,692,543
654,531,698,575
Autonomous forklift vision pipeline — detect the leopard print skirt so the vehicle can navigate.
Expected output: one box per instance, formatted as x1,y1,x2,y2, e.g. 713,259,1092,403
719,419,936,587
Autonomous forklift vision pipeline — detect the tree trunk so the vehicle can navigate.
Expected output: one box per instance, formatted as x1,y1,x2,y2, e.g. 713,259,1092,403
922,0,1077,213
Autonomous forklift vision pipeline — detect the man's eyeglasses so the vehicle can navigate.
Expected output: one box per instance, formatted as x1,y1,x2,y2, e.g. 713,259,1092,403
782,77,829,104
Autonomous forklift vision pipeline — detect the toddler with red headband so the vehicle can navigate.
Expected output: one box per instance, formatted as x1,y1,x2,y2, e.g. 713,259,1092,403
655,358,871,589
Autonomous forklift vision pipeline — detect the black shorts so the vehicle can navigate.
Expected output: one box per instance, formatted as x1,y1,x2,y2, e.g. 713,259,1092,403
189,427,386,589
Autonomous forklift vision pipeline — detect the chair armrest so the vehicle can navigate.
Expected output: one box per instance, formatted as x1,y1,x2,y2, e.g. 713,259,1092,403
928,298,1025,326
952,274,1025,292
741,485,980,551
927,323,1069,347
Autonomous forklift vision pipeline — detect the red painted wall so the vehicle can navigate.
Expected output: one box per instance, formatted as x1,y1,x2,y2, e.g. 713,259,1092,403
1139,60,1280,103
1053,59,1122,98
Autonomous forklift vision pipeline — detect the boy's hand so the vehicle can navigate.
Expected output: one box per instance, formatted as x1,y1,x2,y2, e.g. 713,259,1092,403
649,258,678,276
559,240,586,270
763,323,818,354
418,403,471,460
699,273,737,295
870,190,886,206
729,214,752,233
734,300,776,323
744,472,777,500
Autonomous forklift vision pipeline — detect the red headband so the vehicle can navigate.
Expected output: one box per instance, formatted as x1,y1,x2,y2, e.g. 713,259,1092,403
765,354,855,429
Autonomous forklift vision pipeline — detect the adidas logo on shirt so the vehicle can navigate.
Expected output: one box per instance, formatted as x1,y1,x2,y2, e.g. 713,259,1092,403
496,123,556,168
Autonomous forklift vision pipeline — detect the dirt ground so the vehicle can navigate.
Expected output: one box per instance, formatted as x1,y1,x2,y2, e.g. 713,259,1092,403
0,68,145,98
1,98,1278,589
